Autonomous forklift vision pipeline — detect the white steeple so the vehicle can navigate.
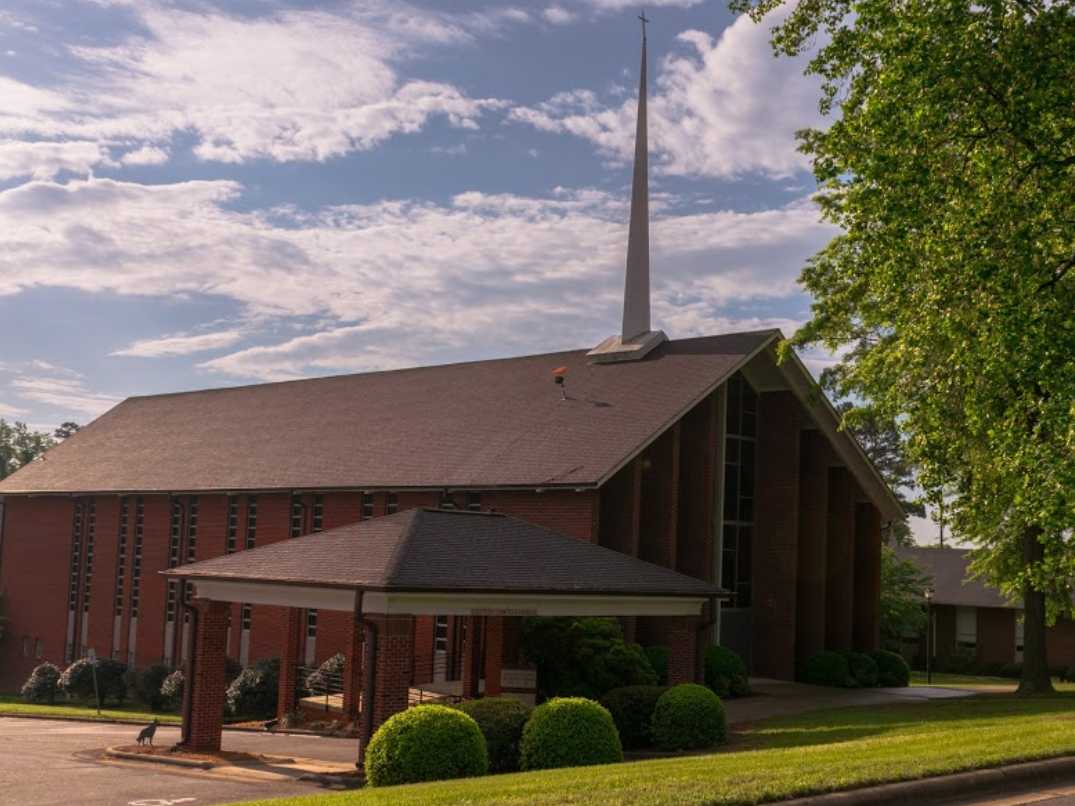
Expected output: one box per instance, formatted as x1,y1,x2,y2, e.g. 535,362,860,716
588,12,667,364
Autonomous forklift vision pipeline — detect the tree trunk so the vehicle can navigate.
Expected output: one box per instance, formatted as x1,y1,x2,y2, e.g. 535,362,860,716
1018,525,1054,696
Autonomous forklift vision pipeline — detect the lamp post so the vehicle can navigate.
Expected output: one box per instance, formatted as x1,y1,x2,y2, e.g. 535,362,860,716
924,587,935,685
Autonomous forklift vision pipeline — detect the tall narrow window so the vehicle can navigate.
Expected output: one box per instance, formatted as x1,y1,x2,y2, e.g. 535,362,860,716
226,495,239,553
114,497,128,618
385,492,398,515
65,500,85,662
361,492,374,520
129,497,145,618
81,500,96,625
245,495,258,549
434,615,449,652
289,493,305,537
165,498,183,626
721,373,757,608
311,495,324,531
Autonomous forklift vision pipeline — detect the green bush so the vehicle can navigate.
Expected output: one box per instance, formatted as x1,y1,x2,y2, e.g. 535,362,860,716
644,646,670,686
521,618,657,700
453,697,531,773
60,658,128,705
599,685,669,749
161,669,185,709
519,697,623,771
135,664,174,711
999,662,1023,679
305,652,345,695
841,651,880,687
703,645,751,698
21,662,61,704
651,683,727,751
804,651,856,688
871,650,911,687
226,658,279,717
365,704,488,787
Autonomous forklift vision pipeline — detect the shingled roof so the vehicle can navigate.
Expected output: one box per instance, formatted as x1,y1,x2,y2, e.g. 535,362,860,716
0,331,775,494
896,546,1015,609
164,508,724,598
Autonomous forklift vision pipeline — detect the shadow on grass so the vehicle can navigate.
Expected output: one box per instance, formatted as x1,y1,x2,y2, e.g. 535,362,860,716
732,693,1075,752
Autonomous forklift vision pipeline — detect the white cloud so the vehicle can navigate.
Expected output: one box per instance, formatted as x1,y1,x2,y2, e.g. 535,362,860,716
112,329,245,358
583,0,706,8
0,2,502,164
511,5,821,179
543,6,577,24
0,175,833,380
0,401,28,418
10,376,119,418
0,140,111,180
119,145,169,166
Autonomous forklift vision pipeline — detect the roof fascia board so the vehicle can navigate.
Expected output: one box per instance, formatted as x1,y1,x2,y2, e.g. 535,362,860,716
592,332,780,489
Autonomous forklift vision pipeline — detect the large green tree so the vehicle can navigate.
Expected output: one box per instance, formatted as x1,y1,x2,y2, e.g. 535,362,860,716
0,420,56,480
734,0,1075,693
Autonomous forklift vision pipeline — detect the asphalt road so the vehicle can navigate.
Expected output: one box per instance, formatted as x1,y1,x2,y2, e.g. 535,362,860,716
943,780,1075,806
0,717,360,806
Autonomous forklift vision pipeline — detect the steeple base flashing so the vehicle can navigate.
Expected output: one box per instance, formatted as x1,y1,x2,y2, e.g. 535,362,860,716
587,330,667,364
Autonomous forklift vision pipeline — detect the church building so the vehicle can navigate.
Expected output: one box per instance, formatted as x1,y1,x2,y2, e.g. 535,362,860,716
0,27,902,702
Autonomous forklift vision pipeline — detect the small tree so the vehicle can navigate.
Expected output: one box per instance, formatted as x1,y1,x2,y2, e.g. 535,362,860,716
879,546,930,651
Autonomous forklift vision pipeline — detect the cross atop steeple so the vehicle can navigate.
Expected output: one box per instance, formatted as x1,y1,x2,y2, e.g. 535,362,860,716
587,13,667,364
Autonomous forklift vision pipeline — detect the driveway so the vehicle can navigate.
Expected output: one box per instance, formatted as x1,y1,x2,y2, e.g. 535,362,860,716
0,716,358,806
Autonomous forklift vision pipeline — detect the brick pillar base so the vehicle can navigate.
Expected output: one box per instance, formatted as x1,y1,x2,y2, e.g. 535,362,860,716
186,599,229,753
342,616,363,722
484,617,504,697
276,608,303,719
665,617,698,686
371,615,414,732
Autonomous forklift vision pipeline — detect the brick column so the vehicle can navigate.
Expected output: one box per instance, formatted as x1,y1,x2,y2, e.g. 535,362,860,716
484,617,504,697
664,617,698,685
276,608,303,719
461,616,483,699
796,431,831,671
185,599,229,753
852,502,882,652
752,391,801,680
825,468,855,651
371,615,414,731
342,617,364,721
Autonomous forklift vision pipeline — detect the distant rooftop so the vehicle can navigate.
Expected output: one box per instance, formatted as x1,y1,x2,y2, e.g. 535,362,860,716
896,545,1015,609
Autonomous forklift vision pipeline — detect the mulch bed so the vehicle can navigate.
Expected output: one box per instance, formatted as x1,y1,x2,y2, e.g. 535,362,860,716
114,744,294,766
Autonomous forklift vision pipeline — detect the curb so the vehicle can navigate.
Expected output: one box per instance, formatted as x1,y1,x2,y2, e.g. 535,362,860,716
0,711,341,736
105,746,214,770
782,755,1075,805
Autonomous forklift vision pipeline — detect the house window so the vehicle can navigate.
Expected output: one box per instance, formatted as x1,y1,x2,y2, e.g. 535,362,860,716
290,494,305,537
465,493,482,512
361,493,374,520
165,498,184,624
306,609,318,639
226,495,239,553
114,497,128,617
241,604,252,631
435,616,449,652
956,606,977,650
312,495,324,532
385,492,398,515
245,496,258,549
438,491,457,510
721,373,757,608
129,497,145,618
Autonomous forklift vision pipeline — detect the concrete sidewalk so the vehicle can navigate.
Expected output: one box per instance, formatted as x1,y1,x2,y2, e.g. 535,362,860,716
725,678,975,725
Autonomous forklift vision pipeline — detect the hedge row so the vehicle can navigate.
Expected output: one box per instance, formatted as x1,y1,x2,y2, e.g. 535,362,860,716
803,650,910,688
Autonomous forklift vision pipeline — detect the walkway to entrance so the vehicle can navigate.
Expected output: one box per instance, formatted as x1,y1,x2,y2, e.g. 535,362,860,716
164,508,725,765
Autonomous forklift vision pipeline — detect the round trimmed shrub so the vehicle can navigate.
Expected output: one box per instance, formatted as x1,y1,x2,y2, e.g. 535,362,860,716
650,683,726,751
519,697,623,771
703,645,751,698
161,669,185,709
841,651,879,687
804,651,856,688
870,650,910,687
136,664,174,711
60,657,128,705
453,697,531,773
21,662,61,704
365,704,488,787
644,646,670,686
226,658,279,717
599,685,669,749
305,652,345,695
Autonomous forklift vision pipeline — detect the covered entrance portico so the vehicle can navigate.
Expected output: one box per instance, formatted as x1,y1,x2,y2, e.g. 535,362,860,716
164,508,723,765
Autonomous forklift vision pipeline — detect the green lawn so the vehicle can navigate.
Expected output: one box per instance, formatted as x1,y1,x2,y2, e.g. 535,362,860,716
0,695,180,724
228,694,1075,806
911,671,1075,692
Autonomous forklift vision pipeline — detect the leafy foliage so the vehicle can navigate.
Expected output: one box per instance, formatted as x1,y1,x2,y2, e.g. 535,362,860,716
225,658,279,717
840,651,879,688
870,650,911,688
703,645,751,698
305,652,344,695
520,618,657,700
135,664,175,711
735,0,1075,694
0,420,55,480
803,651,856,688
60,658,128,705
880,546,931,648
21,662,61,704
650,683,727,751
643,646,670,686
519,697,623,771
160,669,185,710
365,704,488,787
599,685,669,749
453,697,532,773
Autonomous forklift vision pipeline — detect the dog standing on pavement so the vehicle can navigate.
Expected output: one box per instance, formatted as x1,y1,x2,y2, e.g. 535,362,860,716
136,719,160,746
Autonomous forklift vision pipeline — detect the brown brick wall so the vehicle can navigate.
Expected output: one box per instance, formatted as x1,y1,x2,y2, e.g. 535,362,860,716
752,391,801,680
977,607,1016,667
796,430,830,670
1046,619,1075,669
676,393,718,580
247,493,290,664
134,495,172,667
85,496,119,660
825,468,854,651
852,502,881,652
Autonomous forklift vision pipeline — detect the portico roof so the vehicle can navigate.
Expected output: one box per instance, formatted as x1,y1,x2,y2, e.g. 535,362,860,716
164,508,725,617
